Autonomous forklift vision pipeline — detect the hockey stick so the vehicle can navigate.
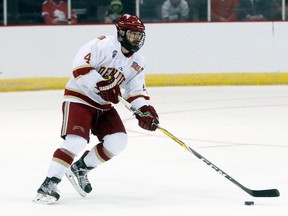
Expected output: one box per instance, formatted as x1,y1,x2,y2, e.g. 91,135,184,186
118,96,280,198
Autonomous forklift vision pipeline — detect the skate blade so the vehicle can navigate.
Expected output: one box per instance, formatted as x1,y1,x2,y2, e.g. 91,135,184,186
65,170,87,197
33,193,57,205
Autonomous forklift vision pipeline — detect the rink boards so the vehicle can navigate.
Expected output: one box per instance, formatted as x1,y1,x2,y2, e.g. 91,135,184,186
1,72,288,92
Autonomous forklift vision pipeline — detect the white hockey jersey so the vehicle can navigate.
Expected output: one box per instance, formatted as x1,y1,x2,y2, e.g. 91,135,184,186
64,35,150,111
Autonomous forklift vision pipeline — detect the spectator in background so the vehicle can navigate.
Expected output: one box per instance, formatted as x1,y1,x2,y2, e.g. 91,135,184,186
238,0,271,21
42,0,77,24
105,0,124,23
211,0,239,21
161,0,190,22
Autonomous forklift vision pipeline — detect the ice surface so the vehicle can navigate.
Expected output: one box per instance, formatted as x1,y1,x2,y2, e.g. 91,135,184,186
0,86,287,216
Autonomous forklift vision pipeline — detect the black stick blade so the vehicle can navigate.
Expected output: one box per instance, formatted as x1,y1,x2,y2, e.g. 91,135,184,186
187,147,280,198
247,189,280,197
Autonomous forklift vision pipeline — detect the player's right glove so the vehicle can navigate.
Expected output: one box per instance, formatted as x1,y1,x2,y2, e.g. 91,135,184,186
135,105,159,131
96,77,121,104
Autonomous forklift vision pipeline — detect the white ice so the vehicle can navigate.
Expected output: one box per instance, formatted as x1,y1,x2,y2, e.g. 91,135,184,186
0,86,287,216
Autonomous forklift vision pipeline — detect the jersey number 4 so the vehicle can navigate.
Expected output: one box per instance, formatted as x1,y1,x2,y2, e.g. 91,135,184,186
84,53,91,64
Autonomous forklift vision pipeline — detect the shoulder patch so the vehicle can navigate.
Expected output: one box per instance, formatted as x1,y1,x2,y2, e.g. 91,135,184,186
112,50,118,58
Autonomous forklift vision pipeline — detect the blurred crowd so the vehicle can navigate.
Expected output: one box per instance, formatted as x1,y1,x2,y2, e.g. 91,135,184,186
0,0,287,25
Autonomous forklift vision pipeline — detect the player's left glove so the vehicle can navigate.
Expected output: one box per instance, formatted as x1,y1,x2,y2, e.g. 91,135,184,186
136,105,159,131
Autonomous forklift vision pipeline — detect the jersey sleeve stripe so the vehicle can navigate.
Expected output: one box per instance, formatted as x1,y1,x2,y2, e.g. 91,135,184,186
73,66,94,79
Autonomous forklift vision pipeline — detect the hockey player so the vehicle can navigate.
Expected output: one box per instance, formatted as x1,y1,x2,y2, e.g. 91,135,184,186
33,14,159,204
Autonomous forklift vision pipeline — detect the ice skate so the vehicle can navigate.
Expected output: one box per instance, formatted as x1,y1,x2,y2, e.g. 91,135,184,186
66,157,93,197
33,177,61,204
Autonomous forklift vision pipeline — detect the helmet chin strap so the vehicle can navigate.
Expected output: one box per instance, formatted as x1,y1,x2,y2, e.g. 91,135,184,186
121,46,129,53
120,46,134,57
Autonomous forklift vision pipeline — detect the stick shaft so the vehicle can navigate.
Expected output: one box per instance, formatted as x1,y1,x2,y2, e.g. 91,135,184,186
118,96,280,197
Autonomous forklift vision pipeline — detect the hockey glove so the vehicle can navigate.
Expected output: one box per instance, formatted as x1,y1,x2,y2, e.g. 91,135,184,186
96,77,121,104
136,105,159,131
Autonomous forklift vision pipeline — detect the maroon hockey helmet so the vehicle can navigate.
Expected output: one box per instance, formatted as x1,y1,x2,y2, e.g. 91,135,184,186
116,14,146,53
116,14,145,31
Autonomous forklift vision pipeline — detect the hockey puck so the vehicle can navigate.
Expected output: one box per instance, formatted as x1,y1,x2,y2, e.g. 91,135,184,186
244,201,254,205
